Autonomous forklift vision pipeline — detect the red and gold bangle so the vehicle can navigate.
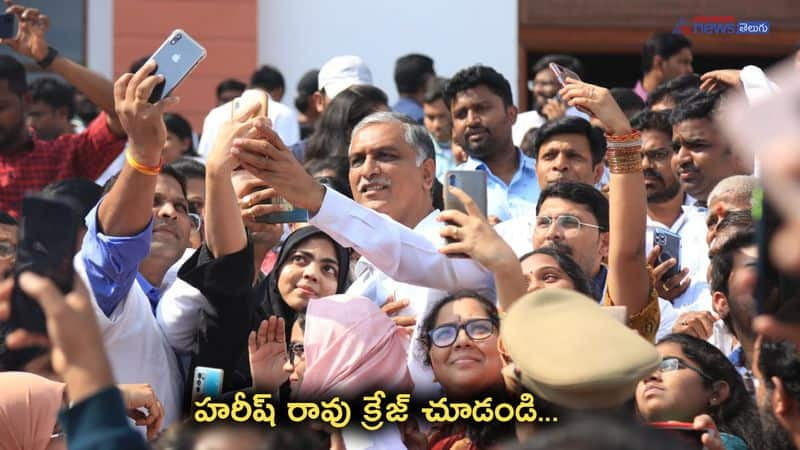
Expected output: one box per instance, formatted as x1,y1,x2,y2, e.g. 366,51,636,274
126,150,162,176
607,147,643,174
605,129,641,143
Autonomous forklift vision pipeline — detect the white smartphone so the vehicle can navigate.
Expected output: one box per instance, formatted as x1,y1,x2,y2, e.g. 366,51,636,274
191,366,224,402
233,89,269,118
147,29,206,103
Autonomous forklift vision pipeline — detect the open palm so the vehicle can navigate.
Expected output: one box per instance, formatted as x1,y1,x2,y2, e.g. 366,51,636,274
248,316,290,393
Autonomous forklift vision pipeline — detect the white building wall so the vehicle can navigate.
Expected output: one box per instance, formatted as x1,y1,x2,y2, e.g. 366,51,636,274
257,0,518,110
86,0,114,78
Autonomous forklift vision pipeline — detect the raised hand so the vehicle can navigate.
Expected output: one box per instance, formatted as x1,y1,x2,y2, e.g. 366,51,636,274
113,60,178,165
1,1,49,60
118,383,164,441
559,79,631,135
248,316,290,393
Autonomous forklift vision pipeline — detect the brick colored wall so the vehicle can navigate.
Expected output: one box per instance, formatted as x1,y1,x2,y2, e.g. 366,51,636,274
114,0,258,133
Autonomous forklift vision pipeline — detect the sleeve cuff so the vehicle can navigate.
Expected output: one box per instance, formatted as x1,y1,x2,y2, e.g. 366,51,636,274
58,387,145,447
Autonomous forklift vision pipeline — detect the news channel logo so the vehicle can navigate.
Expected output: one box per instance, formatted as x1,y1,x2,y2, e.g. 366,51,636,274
673,16,770,35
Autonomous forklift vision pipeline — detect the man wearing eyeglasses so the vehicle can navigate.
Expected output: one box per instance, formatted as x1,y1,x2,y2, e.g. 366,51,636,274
632,110,710,311
0,211,17,279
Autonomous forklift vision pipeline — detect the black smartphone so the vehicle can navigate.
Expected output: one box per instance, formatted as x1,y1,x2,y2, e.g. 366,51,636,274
0,13,15,39
756,188,800,322
653,228,681,280
147,29,206,103
650,422,705,450
8,195,80,334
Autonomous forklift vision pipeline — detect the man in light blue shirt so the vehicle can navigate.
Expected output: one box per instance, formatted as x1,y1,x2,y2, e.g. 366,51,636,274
445,65,540,221
391,54,435,123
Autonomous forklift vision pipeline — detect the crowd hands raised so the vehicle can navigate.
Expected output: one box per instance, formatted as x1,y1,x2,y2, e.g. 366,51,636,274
1,2,800,447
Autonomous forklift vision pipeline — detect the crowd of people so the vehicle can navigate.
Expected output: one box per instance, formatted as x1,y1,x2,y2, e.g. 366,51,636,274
1,2,800,449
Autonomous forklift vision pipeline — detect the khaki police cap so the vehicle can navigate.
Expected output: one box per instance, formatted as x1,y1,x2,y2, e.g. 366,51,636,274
500,288,661,410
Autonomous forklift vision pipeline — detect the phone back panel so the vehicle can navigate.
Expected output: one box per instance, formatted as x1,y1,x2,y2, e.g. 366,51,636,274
443,170,488,216
149,29,206,102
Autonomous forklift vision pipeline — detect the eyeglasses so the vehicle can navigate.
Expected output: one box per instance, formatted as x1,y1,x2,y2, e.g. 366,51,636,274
658,356,713,382
288,342,305,364
532,215,603,234
527,80,559,91
0,241,15,258
428,318,497,348
188,213,202,232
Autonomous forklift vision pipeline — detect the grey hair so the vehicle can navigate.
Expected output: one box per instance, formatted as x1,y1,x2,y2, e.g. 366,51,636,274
350,111,435,166
708,175,757,209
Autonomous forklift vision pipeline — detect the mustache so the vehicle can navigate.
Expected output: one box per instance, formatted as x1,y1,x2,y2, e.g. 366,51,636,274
643,168,663,182
543,240,573,257
464,126,490,139
357,176,392,192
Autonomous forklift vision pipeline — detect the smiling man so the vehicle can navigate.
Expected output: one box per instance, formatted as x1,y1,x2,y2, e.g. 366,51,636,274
670,91,751,207
445,65,539,221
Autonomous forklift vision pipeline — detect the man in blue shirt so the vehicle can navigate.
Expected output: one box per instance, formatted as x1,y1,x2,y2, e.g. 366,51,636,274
392,54,435,123
445,65,539,221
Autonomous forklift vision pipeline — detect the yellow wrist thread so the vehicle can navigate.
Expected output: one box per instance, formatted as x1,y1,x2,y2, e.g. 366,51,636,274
125,150,162,176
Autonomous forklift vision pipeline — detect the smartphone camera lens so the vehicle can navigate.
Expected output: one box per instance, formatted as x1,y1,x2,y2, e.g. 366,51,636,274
449,174,457,186
170,33,182,45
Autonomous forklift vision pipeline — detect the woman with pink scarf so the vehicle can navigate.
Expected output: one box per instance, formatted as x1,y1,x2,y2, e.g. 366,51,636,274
248,294,413,400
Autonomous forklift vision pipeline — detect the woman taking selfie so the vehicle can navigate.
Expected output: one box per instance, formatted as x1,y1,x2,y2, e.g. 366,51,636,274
635,334,763,450
177,103,349,396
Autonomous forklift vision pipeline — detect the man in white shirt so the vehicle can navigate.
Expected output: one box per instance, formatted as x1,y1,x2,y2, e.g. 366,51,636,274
232,111,494,398
631,109,710,311
512,54,589,146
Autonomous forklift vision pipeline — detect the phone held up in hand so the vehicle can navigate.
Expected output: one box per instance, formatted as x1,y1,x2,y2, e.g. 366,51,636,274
653,228,682,280
0,13,15,39
147,29,206,103
192,366,224,403
8,195,81,334
443,170,487,257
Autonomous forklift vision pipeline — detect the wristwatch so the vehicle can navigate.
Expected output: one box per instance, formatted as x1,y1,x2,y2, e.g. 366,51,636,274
36,46,58,69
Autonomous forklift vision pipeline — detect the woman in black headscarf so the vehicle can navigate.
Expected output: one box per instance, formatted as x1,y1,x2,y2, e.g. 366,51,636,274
179,225,349,399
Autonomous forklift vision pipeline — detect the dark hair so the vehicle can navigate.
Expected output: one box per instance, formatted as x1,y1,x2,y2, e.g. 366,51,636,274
709,231,755,296
536,181,609,232
171,157,206,181
304,84,388,161
519,127,540,158
531,54,585,80
715,210,754,239
41,178,102,220
0,210,16,225
0,55,28,96
508,416,689,450
304,156,352,199
646,73,701,108
294,69,319,112
519,248,594,297
631,109,672,137
128,56,149,74
669,89,721,126
444,65,513,108
531,116,607,165
250,65,285,92
418,290,499,367
641,32,692,75
29,77,76,117
759,340,800,401
657,334,763,450
102,164,187,199
423,77,448,105
163,113,196,156
394,53,435,95
609,88,645,118
215,78,246,99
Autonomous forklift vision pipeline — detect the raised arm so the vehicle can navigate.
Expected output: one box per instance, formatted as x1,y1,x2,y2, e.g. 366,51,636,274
438,186,527,311
561,80,651,317
98,60,171,236
1,2,123,135
231,123,493,294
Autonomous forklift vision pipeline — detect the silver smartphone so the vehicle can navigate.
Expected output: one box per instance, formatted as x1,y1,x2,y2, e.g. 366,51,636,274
443,170,488,250
147,29,206,103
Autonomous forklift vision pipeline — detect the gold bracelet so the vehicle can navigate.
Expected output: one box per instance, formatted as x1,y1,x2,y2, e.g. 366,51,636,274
609,160,643,174
126,150,162,176
605,129,641,143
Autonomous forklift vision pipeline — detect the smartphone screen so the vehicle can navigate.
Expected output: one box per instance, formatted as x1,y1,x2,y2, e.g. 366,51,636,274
0,13,15,39
9,196,80,333
147,29,206,103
